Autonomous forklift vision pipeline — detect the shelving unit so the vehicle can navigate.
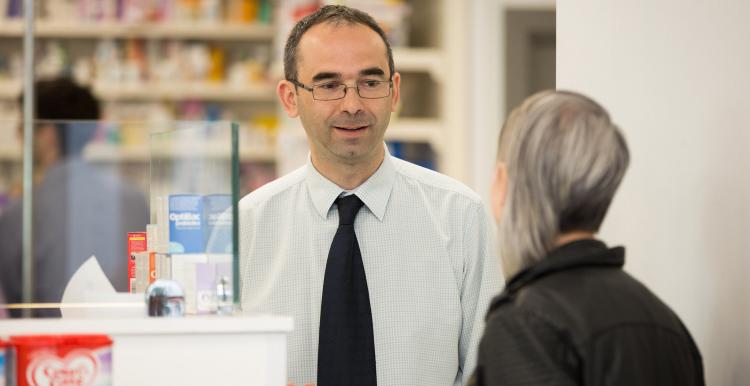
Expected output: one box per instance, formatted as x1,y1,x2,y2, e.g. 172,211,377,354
0,0,470,205
0,81,17,99
0,141,275,163
387,118,444,151
82,142,276,163
0,79,277,101
393,47,444,83
387,0,468,180
0,19,275,40
0,145,20,161
95,82,276,101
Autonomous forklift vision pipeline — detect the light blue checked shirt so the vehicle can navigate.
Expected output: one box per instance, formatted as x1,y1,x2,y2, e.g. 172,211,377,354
239,148,502,386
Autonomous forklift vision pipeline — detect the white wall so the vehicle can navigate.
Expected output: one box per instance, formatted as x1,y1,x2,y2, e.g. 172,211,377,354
468,0,504,201
468,0,555,205
558,1,750,384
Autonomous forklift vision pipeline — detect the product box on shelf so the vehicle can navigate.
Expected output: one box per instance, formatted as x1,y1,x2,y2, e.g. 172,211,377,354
168,194,204,254
127,232,148,293
168,193,234,254
160,193,235,313
132,251,172,294
170,253,232,315
203,194,232,253
8,335,112,386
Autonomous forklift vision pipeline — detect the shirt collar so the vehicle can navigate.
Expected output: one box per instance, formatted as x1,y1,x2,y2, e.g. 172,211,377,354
305,146,396,222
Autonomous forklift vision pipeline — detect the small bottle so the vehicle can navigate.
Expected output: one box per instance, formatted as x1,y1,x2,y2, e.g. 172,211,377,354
216,276,234,315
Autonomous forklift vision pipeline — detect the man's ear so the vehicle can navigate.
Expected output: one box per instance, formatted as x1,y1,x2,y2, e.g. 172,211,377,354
490,162,508,223
390,72,401,112
277,80,300,118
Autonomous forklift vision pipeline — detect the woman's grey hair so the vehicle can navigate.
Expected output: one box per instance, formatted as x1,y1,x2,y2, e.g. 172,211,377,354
497,90,630,277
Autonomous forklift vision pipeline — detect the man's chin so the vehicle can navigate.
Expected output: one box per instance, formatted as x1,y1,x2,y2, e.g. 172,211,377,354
332,145,383,164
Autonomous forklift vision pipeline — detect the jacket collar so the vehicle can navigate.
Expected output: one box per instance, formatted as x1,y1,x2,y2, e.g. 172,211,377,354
490,239,625,314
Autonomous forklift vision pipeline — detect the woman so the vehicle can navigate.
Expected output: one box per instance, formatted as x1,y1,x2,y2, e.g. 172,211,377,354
470,91,704,385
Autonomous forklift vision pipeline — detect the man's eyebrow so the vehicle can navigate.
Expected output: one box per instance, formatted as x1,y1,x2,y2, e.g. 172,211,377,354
311,72,341,83
360,67,386,77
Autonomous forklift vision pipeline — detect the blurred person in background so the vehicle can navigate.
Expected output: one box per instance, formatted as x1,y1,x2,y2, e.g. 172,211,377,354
0,286,6,318
0,77,148,317
469,90,704,385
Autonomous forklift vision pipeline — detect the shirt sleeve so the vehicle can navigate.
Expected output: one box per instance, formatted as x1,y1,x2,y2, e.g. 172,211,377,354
473,307,579,386
457,201,503,381
238,198,255,304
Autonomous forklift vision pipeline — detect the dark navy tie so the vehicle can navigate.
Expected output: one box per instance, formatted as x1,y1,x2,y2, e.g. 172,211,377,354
318,195,377,386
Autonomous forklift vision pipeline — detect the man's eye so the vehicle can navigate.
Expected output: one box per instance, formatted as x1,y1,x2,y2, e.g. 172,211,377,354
317,82,342,90
360,80,380,88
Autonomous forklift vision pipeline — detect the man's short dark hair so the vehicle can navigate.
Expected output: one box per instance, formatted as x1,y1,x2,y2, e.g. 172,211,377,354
283,5,395,82
21,77,101,156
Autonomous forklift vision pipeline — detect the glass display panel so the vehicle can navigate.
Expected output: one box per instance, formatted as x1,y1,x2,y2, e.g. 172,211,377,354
0,120,239,318
149,121,240,314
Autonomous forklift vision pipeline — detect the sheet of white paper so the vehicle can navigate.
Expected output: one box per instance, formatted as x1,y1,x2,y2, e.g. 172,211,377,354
61,256,145,318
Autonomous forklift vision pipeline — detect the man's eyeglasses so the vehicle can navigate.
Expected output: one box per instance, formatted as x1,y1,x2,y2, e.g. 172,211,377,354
289,78,393,101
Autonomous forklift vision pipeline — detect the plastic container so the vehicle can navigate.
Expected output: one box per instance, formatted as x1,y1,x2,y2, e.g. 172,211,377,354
9,335,112,386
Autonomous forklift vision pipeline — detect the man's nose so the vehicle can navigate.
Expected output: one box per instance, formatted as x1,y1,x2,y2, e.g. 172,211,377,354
339,86,365,114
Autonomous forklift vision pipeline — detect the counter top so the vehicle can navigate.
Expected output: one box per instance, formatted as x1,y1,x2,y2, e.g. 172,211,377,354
0,314,293,336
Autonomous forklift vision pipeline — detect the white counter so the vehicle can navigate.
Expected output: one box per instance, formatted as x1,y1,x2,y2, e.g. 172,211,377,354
0,314,293,386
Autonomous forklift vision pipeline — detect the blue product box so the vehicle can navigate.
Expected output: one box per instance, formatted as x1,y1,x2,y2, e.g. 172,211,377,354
169,194,204,253
203,194,233,254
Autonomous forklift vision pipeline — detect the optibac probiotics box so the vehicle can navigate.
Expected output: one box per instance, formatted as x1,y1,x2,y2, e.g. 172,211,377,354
168,194,204,253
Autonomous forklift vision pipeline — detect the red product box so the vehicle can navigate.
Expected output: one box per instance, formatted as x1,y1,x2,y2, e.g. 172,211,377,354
9,335,112,386
149,252,156,284
127,232,148,293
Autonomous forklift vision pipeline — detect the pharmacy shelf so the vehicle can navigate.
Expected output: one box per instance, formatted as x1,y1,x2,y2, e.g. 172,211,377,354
0,145,20,161
504,0,556,10
386,118,444,151
0,80,18,99
83,143,276,163
0,80,276,102
0,19,274,40
0,144,275,163
0,1,462,178
392,48,445,82
93,82,277,101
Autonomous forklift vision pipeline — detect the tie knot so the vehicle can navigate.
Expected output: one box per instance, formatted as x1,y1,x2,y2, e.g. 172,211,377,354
336,195,364,226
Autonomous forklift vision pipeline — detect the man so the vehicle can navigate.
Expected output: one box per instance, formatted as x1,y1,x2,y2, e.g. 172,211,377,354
0,78,149,317
471,91,704,385
239,5,501,386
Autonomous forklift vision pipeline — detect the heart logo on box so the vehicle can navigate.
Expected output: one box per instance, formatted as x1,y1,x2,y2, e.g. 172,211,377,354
27,350,99,386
